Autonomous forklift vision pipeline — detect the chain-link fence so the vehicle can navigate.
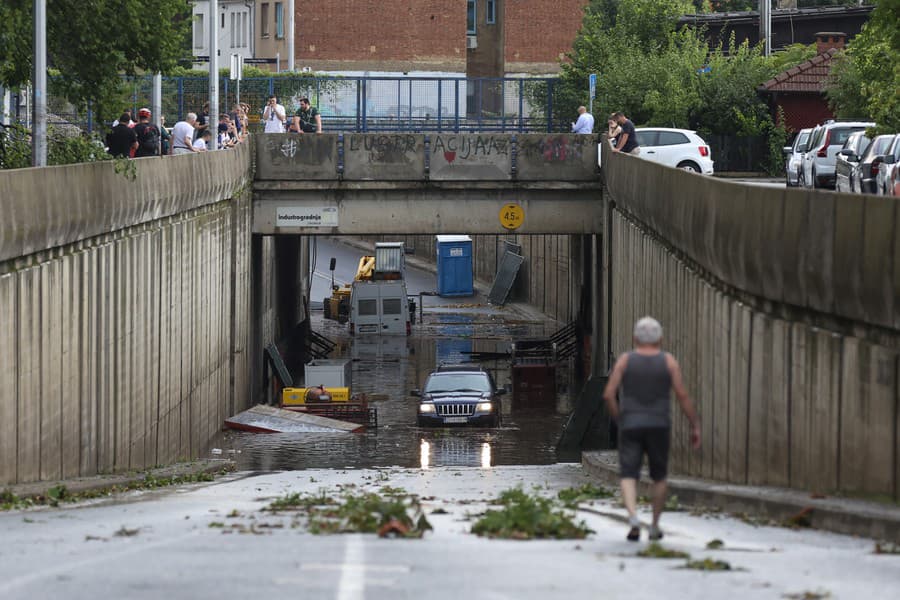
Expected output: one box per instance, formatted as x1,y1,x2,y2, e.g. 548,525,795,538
5,75,569,135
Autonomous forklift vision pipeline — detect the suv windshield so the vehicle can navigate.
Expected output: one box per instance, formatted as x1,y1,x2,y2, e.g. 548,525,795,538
424,373,492,394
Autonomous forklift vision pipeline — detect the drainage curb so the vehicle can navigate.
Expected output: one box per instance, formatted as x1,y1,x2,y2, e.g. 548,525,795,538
583,451,900,543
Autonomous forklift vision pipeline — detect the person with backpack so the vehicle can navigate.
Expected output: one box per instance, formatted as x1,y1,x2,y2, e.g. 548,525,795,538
133,108,161,158
106,112,137,158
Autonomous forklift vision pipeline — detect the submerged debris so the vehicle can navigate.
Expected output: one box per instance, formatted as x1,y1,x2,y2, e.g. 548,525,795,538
706,539,725,550
471,487,593,540
874,542,900,555
782,591,831,600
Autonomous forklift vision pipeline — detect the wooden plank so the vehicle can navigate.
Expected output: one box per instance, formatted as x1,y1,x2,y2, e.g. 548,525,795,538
224,404,364,433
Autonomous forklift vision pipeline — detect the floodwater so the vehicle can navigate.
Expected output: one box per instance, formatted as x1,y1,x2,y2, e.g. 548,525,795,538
213,245,580,471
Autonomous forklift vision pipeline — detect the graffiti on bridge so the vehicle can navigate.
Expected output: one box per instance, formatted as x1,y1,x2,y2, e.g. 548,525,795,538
432,135,509,164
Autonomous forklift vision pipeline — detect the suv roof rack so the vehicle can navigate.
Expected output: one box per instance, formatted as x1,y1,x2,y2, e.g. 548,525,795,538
435,363,484,372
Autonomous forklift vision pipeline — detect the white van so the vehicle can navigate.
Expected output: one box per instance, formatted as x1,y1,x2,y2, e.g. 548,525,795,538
349,280,411,336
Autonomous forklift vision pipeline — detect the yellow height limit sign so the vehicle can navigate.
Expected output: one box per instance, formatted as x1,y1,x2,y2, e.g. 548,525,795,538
499,203,524,230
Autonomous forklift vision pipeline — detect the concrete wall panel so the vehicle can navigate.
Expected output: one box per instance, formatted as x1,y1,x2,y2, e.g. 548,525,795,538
748,314,790,486
516,134,598,181
16,268,41,483
0,275,17,484
254,134,338,180
79,250,98,476
430,134,511,180
39,260,63,481
839,340,897,495
727,304,751,484
860,196,895,326
779,193,808,307
712,292,731,482
60,253,81,479
832,196,865,321
343,134,425,180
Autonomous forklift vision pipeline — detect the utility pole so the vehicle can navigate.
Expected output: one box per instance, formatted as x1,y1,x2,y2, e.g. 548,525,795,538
287,0,295,71
759,0,772,57
209,0,219,150
33,0,47,166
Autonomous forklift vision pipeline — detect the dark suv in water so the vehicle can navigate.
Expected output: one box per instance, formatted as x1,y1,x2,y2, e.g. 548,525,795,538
413,365,505,427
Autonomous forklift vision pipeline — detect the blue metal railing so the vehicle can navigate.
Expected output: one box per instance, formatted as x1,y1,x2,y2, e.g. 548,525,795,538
9,75,566,135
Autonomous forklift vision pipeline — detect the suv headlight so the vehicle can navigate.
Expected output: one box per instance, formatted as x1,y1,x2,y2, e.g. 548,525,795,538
476,402,494,412
419,404,436,414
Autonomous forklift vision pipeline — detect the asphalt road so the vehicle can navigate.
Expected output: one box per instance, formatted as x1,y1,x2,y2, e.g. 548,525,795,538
1,465,896,600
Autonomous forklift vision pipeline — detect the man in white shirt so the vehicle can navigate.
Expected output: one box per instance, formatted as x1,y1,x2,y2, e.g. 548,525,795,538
172,113,199,154
572,106,595,134
192,129,213,151
263,95,286,133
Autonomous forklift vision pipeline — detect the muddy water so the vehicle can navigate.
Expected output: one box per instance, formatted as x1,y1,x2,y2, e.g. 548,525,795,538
214,305,579,470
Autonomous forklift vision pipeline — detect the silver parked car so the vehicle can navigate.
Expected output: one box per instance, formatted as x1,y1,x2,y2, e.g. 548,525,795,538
852,134,895,194
875,134,900,196
834,131,870,193
800,121,874,189
784,128,812,187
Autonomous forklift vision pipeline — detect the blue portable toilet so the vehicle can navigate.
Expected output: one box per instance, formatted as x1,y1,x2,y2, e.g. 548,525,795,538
435,235,474,297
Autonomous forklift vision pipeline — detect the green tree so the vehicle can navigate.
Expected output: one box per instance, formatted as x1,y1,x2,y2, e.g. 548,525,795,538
827,0,899,133
0,0,191,122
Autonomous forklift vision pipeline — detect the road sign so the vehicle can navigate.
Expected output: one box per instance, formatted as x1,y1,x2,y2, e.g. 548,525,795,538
589,73,597,99
499,203,524,230
230,54,243,81
243,57,278,64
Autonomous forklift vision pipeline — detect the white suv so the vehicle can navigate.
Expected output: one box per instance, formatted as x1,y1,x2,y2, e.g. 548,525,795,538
634,128,714,174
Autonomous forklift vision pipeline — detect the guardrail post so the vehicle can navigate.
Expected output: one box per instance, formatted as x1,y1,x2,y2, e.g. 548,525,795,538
454,80,460,133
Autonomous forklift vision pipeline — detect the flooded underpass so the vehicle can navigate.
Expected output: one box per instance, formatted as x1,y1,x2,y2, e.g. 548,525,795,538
214,263,580,470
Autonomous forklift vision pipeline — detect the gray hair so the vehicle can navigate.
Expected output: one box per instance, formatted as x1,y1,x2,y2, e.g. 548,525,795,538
186,112,198,123
633,317,663,345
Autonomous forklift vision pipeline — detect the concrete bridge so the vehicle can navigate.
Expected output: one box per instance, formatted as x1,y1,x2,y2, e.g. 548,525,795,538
1,134,898,503
252,133,601,235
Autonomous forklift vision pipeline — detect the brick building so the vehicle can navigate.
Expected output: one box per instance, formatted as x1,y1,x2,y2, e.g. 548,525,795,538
759,32,846,132
252,0,588,75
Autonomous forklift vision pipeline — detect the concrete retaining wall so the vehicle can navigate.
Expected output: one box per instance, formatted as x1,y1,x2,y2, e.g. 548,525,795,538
602,143,899,499
0,146,257,486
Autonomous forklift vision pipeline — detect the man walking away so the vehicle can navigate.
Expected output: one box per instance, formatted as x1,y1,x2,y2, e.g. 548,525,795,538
572,106,594,134
172,113,199,155
106,113,137,158
291,97,322,134
602,317,700,542
133,108,161,157
612,111,640,155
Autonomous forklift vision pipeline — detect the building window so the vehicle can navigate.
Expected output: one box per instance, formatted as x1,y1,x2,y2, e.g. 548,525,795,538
242,12,248,47
261,3,269,38
467,0,476,35
230,12,236,48
275,2,284,39
486,0,496,24
221,12,225,29
194,14,204,48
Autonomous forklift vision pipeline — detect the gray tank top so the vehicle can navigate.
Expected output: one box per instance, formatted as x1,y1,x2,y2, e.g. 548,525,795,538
619,351,672,430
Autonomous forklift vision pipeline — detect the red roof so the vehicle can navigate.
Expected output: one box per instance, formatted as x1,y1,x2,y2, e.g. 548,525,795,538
760,48,838,93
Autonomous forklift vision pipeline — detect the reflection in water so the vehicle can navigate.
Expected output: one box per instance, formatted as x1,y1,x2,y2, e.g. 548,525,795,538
420,439,431,469
214,306,577,471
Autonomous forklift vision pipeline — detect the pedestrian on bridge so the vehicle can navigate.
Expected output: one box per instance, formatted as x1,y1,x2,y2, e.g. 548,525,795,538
612,111,640,155
571,106,594,134
291,97,322,134
602,317,700,542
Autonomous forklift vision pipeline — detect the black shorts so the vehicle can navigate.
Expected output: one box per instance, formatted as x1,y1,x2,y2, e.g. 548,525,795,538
618,427,670,481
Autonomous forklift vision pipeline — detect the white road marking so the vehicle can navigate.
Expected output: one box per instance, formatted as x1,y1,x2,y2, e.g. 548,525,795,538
336,534,365,600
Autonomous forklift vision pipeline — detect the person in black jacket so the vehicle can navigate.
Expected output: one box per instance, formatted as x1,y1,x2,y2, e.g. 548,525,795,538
133,108,161,157
106,113,137,158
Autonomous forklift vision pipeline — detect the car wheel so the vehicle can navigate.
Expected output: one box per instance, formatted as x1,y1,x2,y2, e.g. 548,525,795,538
677,161,701,173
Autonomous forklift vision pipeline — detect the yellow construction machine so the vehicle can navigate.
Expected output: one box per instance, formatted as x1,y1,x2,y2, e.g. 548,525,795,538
323,255,375,323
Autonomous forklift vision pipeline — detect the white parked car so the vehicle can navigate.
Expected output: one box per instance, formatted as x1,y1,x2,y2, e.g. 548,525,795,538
633,128,714,174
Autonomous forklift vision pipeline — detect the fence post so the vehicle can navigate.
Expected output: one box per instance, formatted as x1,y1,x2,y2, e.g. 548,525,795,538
268,77,274,97
178,77,184,121
361,78,367,133
437,82,442,132
87,101,93,134
518,79,524,133
547,79,554,133
454,80,460,133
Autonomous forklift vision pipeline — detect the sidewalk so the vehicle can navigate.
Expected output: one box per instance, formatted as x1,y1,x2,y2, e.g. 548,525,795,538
583,450,900,543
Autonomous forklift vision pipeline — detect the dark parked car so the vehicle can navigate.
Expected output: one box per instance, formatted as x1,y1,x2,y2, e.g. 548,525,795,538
852,134,895,194
834,131,870,193
414,365,504,427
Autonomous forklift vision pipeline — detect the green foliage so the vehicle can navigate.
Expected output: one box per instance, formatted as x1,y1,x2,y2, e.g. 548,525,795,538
471,487,593,540
828,0,899,134
557,483,614,508
1,123,111,169
682,557,733,571
637,542,691,559
0,0,191,123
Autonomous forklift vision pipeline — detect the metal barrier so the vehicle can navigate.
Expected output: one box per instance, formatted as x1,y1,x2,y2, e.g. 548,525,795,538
7,75,566,135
